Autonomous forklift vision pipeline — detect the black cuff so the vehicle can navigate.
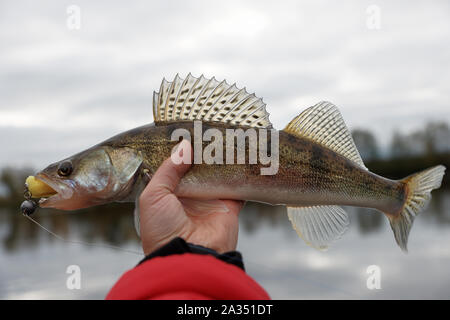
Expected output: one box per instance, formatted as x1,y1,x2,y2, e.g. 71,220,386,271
138,237,245,271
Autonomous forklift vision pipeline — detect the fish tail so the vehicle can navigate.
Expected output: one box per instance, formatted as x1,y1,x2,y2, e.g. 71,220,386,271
387,165,446,252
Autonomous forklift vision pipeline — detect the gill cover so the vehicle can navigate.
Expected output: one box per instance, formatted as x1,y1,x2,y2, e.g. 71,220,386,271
104,146,144,199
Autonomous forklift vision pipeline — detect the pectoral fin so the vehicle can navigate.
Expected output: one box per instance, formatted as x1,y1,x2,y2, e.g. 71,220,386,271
132,173,151,238
134,197,141,237
287,205,349,251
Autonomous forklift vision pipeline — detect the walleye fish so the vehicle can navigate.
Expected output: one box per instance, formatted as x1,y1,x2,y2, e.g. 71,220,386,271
24,74,446,252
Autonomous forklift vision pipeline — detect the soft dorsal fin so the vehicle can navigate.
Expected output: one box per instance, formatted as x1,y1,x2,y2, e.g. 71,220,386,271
284,101,367,169
152,74,273,128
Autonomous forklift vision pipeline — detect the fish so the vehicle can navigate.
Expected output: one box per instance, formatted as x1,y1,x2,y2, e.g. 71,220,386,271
25,74,446,252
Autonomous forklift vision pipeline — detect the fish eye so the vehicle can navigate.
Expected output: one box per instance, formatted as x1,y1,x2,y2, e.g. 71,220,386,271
57,161,73,177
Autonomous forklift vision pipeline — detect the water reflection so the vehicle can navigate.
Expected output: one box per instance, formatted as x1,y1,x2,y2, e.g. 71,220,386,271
1,187,450,299
3,191,450,253
1,204,139,253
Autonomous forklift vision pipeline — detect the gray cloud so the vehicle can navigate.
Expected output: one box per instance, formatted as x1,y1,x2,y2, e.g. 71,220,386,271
0,0,449,168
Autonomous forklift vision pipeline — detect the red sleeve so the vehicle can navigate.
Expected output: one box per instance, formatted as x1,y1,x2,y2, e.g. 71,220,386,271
106,253,270,300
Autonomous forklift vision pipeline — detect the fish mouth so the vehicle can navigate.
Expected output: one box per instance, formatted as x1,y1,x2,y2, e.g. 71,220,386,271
35,173,74,207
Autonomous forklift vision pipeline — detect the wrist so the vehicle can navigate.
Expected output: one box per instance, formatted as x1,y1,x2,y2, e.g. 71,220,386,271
139,237,245,270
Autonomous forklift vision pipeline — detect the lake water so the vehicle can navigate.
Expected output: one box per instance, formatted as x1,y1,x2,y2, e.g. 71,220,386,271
1,191,450,299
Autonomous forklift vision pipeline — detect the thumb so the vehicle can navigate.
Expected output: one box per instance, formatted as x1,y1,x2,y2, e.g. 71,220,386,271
141,139,192,200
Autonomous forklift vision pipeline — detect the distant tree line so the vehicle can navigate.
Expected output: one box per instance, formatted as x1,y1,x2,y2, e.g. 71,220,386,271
352,121,449,186
1,121,449,209
1,122,449,250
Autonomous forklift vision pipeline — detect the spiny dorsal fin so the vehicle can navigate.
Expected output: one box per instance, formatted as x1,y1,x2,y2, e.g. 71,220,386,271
287,205,349,251
284,101,367,169
153,74,273,128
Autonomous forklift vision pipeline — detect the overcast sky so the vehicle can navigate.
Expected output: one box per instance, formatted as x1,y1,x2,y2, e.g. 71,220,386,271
1,0,449,169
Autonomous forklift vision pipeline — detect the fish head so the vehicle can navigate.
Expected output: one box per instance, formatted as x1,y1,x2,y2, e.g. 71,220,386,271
35,146,143,210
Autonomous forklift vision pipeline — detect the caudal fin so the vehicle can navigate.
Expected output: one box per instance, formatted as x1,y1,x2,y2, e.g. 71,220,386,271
389,165,446,252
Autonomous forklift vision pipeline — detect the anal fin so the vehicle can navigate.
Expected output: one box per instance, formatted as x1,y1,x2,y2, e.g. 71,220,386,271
287,205,349,250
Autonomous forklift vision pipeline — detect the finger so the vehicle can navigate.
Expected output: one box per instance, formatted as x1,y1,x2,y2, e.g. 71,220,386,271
179,198,229,216
141,140,192,199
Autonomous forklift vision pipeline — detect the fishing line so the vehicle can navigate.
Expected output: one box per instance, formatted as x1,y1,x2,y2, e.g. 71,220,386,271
23,213,354,297
24,214,144,256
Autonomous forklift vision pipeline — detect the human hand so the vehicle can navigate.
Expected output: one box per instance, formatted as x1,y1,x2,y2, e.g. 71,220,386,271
139,140,244,255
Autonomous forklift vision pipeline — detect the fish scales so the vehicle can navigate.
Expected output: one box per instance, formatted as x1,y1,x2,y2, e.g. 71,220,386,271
100,122,406,213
